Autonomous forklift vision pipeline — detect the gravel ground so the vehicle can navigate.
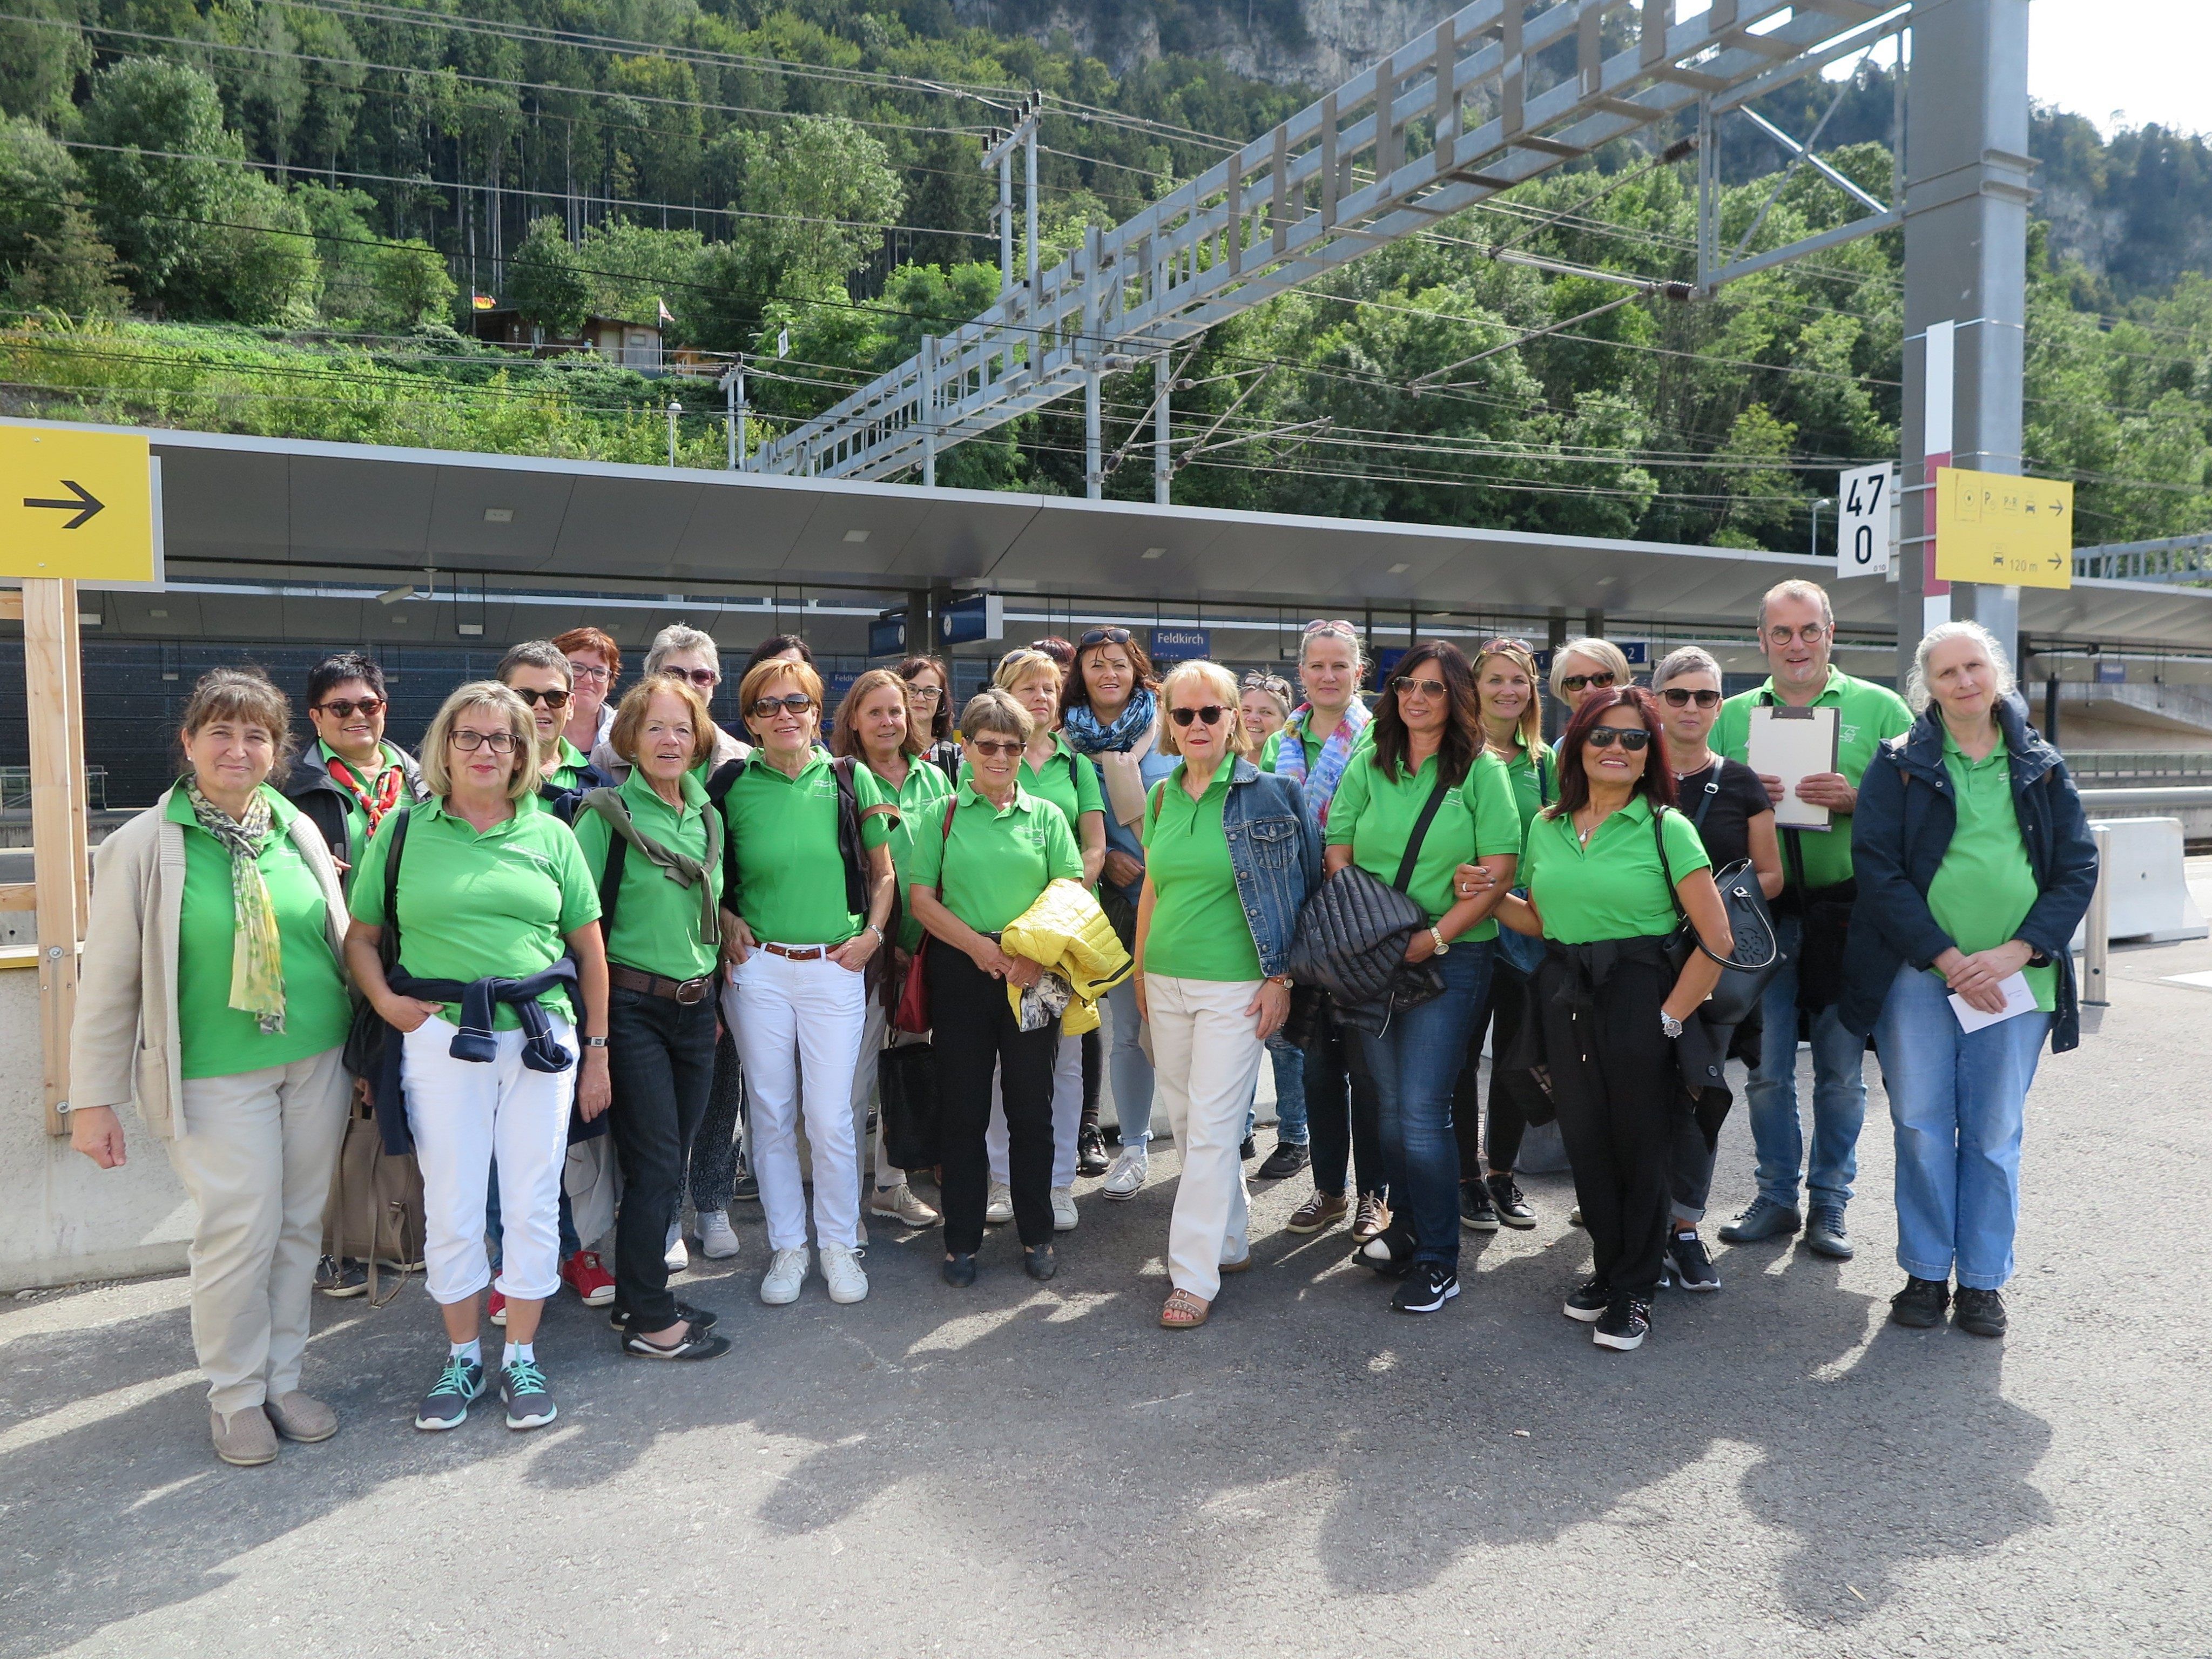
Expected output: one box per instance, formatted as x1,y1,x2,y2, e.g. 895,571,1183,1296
4,878,2208,1659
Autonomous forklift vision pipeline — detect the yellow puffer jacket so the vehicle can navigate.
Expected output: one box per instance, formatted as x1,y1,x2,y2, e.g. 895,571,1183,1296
1000,878,1134,1034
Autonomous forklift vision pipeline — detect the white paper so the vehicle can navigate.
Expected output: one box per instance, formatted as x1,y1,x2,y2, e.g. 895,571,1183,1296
1947,972,2038,1034
1745,704,1839,831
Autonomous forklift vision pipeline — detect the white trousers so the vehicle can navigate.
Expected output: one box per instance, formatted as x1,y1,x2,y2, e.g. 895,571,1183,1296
1150,976,1267,1301
166,1046,350,1415
403,1014,576,1305
725,948,867,1251
989,1029,1082,1188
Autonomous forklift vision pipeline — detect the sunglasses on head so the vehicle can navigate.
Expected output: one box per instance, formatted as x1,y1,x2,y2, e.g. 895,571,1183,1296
1303,619,1357,636
1392,675,1447,699
1583,726,1650,751
1481,637,1534,656
1559,670,1616,693
1660,687,1722,709
1169,704,1225,728
315,696,383,718
1078,627,1134,649
510,686,570,710
749,692,814,719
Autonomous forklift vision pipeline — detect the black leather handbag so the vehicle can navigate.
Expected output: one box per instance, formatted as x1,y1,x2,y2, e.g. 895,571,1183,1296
1653,806,1785,1029
1285,773,1452,1028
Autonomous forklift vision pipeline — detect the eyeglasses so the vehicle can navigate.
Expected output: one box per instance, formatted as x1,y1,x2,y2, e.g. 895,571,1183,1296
450,730,520,754
314,697,383,719
669,668,719,689
1078,627,1134,649
1559,671,1616,693
1169,704,1225,727
565,661,612,684
1392,676,1447,699
749,693,814,719
510,686,571,710
904,683,942,703
1583,726,1651,752
1764,623,1831,646
1659,687,1722,709
967,736,1022,758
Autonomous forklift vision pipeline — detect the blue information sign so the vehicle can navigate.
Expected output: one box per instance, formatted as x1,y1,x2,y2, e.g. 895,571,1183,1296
868,611,907,657
1151,626,1211,663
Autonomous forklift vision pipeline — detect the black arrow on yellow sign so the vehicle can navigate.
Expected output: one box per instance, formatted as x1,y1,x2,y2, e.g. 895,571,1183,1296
22,478,105,530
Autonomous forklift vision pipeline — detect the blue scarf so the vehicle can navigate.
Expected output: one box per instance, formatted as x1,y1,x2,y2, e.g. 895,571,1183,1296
1273,697,1370,831
1061,686,1159,756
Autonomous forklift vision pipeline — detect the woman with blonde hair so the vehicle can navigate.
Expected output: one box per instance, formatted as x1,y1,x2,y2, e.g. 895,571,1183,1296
347,682,610,1431
72,669,355,1466
1549,637,1634,712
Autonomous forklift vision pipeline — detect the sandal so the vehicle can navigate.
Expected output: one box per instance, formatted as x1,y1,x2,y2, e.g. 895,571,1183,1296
1159,1289,1211,1329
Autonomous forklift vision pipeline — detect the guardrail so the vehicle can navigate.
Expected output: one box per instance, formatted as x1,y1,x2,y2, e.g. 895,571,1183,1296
2076,786,2212,810
2063,751,2212,783
0,766,106,811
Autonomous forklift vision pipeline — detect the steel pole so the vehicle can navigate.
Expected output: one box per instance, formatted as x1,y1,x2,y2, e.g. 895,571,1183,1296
1085,369,1102,501
1024,129,1040,296
1155,351,1170,507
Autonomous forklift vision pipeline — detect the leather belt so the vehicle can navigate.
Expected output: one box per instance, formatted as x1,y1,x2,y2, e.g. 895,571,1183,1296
763,942,832,962
609,963,714,1003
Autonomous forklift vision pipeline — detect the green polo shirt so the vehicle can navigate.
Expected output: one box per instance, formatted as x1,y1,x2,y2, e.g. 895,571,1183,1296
1259,709,1373,775
868,755,954,952
1324,748,1522,941
572,767,721,982
1140,764,1263,982
721,751,894,946
545,737,593,792
1496,735,1554,839
1714,667,1912,891
350,795,599,1028
170,787,353,1081
1927,731,2056,1011
1021,736,1105,837
1521,795,1711,944
316,739,410,876
906,780,1083,935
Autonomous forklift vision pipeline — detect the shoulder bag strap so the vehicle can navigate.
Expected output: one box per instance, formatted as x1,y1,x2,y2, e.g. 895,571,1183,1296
1391,773,1453,894
1689,768,1721,830
1537,750,1552,808
1654,805,1750,970
380,806,412,967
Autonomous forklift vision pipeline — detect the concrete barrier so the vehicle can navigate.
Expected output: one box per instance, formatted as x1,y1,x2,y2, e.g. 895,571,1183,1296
2073,817,2208,949
2078,786,2212,844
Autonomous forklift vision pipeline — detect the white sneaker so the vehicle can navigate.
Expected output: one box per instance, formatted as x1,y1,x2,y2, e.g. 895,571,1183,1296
1103,1145,1149,1201
698,1208,740,1260
984,1181,1015,1224
869,1183,941,1229
1051,1186,1079,1232
820,1244,869,1305
760,1246,808,1305
664,1219,689,1273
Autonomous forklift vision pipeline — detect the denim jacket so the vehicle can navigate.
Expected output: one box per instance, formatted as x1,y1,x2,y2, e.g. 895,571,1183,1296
1216,757,1323,979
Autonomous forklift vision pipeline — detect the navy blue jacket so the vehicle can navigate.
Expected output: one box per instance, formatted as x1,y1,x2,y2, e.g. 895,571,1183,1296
1840,692,2098,1051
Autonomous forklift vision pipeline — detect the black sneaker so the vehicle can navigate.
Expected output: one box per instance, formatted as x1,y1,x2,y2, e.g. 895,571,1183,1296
1563,1277,1610,1323
1889,1276,1951,1328
1239,1136,1258,1162
1593,1294,1651,1351
731,1148,759,1203
1391,1263,1460,1314
1356,1223,1417,1279
1666,1228,1720,1292
609,1301,720,1333
414,1353,485,1431
1952,1286,2008,1338
1257,1138,1311,1179
1486,1173,1535,1229
1076,1124,1111,1177
1458,1179,1500,1232
315,1254,368,1298
500,1358,558,1429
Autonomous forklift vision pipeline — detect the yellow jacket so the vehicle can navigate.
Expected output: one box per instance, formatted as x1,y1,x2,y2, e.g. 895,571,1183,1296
1000,879,1133,1034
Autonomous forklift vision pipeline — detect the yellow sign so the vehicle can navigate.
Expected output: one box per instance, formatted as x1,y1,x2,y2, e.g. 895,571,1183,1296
0,424,156,581
1933,466,2074,590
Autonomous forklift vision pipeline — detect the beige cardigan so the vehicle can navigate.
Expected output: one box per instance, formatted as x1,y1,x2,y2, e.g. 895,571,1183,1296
70,786,352,1139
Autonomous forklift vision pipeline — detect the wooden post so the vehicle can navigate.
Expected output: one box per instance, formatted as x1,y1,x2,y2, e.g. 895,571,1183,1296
23,577,89,1135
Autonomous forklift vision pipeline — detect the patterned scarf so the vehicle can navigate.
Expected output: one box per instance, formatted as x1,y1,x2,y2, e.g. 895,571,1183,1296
185,780,287,1034
1272,697,1371,831
1060,686,1159,756
326,749,403,833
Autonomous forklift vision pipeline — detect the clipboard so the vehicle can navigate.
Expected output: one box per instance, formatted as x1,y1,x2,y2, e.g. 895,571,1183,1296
1746,704,1839,831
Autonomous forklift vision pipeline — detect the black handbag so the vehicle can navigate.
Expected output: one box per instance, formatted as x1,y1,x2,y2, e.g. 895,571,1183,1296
1285,771,1452,1024
878,1042,942,1171
341,806,412,1082
1653,806,1785,1029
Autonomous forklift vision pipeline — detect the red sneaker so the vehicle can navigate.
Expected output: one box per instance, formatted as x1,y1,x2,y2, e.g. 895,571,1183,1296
487,1287,508,1327
562,1249,617,1307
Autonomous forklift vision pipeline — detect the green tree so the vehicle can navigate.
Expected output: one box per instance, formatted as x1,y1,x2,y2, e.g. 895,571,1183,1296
0,0,89,124
578,220,704,332
79,57,241,303
0,119,128,319
507,215,589,337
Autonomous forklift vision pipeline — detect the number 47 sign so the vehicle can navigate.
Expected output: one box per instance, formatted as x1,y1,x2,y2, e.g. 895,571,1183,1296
1835,462,1896,579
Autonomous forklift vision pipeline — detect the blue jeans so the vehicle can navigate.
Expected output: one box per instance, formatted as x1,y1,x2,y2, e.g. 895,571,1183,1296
1748,913,1869,1211
1105,979,1155,1148
486,1155,581,1270
1358,943,1493,1269
1873,963,2048,1290
1245,1037,1310,1144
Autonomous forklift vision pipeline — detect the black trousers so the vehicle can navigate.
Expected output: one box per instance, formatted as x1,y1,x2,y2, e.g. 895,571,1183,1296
1536,950,1676,1298
1454,965,1532,1179
930,945,1058,1252
1305,1007,1385,1199
606,983,718,1325
1079,1028,1102,1132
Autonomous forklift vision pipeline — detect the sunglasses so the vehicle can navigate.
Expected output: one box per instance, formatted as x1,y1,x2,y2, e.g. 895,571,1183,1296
1559,671,1617,693
511,686,571,710
565,661,613,684
314,696,383,719
1660,687,1722,709
1584,726,1651,751
968,736,1022,758
1303,619,1357,636
1169,704,1225,727
451,729,520,754
749,693,815,719
1392,675,1447,698
1078,627,1134,649
1481,637,1534,655
670,668,719,689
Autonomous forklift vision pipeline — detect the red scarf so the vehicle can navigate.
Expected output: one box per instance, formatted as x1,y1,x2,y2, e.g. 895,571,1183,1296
326,752,403,832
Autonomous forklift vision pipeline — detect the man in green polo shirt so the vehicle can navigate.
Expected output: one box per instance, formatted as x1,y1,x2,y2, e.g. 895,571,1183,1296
1712,577,1912,1258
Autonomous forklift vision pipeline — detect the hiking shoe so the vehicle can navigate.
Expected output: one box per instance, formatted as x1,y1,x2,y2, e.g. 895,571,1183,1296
1286,1190,1348,1235
760,1246,809,1305
820,1244,869,1305
1459,1179,1500,1232
1890,1276,1951,1328
1076,1124,1111,1177
1391,1263,1460,1315
1350,1195,1392,1244
414,1354,486,1432
983,1181,1016,1224
315,1255,368,1298
1563,1277,1610,1323
561,1249,617,1306
1666,1229,1721,1292
1953,1286,2008,1338
698,1208,742,1259
869,1183,941,1229
1718,1198,1803,1243
1486,1174,1535,1229
500,1358,557,1429
210,1406,278,1467
1593,1295,1652,1352
1804,1204,1854,1260
1103,1146,1149,1201
1257,1138,1311,1179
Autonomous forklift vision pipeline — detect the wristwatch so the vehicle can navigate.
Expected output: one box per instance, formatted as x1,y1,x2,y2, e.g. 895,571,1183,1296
1268,973,1293,989
1429,926,1450,956
583,1035,609,1050
1658,1011,1683,1040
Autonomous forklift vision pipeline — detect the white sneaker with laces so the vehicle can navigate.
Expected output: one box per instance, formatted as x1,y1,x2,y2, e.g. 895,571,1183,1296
1103,1145,1149,1201
1051,1186,1079,1231
820,1244,869,1304
983,1182,1015,1224
664,1218,689,1273
760,1246,809,1305
698,1208,740,1260
869,1183,941,1228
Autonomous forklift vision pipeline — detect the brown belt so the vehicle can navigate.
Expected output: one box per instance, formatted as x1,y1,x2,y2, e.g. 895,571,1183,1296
763,942,833,962
609,962,714,1003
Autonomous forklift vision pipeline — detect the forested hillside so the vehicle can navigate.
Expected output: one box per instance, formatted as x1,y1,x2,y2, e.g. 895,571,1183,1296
0,0,2204,555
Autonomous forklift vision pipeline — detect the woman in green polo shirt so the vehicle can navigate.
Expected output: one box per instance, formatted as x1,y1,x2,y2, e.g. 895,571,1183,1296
72,669,355,1468
907,689,1085,1288
572,674,731,1361
719,656,897,1312
1325,641,1522,1317
1497,686,1732,1354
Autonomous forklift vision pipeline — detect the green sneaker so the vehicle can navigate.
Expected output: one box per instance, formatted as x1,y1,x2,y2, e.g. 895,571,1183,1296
414,1354,485,1432
500,1357,558,1430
